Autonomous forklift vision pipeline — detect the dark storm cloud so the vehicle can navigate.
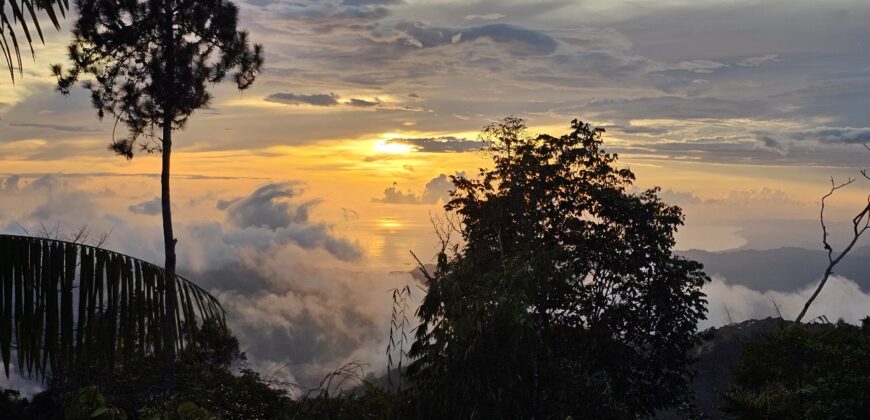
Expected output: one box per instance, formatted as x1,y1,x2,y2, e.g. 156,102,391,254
265,92,341,106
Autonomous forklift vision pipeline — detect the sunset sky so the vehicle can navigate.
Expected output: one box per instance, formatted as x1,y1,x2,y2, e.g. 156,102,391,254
3,0,870,390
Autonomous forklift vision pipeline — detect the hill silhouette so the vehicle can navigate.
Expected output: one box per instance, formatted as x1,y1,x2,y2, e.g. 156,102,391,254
680,246,870,292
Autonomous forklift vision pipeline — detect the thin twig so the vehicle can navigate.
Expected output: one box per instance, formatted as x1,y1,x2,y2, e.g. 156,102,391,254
796,177,869,323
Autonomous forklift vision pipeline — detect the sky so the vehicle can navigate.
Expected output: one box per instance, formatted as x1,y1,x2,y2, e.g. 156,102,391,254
3,0,870,390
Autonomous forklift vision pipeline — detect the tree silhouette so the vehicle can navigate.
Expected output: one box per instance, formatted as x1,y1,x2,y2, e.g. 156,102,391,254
53,0,263,383
408,117,710,418
0,0,68,81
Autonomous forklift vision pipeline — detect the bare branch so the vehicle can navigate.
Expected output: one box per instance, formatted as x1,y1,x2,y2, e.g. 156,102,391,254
796,178,869,323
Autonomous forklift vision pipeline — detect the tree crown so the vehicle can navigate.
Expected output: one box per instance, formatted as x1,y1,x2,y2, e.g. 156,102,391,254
408,117,709,418
54,0,263,158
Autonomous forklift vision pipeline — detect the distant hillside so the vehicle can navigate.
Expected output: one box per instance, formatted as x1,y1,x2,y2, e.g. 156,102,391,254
679,246,870,292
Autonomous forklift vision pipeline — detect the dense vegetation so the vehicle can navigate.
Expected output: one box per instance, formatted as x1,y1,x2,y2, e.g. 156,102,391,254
725,319,870,419
407,117,709,418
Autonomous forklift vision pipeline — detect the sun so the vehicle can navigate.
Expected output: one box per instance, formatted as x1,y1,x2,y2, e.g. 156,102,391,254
373,133,414,155
377,217,404,229
373,137,415,154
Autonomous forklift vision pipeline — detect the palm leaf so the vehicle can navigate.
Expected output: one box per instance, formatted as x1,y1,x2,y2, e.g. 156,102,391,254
0,0,69,82
0,234,225,380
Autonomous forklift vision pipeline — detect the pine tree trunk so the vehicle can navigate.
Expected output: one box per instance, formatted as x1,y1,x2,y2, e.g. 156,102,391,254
161,116,177,388
161,0,178,389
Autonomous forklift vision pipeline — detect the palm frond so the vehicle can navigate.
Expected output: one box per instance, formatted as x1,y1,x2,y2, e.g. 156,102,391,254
0,234,224,380
0,0,69,82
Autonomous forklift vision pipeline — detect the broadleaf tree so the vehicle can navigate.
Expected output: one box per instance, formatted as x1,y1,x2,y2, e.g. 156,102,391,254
407,117,710,418
53,0,263,382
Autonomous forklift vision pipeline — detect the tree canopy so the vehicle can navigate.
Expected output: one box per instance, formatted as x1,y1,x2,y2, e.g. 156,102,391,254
408,117,710,418
725,319,870,419
54,0,263,158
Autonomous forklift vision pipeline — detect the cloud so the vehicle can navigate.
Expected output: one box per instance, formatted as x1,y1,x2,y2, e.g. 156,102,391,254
465,13,505,21
602,124,669,136
346,98,381,107
221,183,362,261
0,174,397,390
225,183,309,229
791,126,870,144
2,175,21,192
701,276,870,329
387,22,559,56
385,136,485,153
261,0,393,22
582,96,770,121
753,133,786,152
341,208,360,221
373,172,463,205
216,198,240,210
372,183,421,205
129,197,162,215
420,173,458,205
670,59,728,74
265,92,340,106
7,122,102,133
737,54,781,67
29,190,97,223
342,0,403,6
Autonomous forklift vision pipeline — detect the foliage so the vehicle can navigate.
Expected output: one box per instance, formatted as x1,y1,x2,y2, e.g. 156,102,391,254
80,320,291,419
724,318,870,419
0,0,68,81
1,321,294,419
0,234,224,381
290,385,407,420
0,388,30,419
53,0,263,158
64,386,126,420
139,401,212,420
408,117,710,418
